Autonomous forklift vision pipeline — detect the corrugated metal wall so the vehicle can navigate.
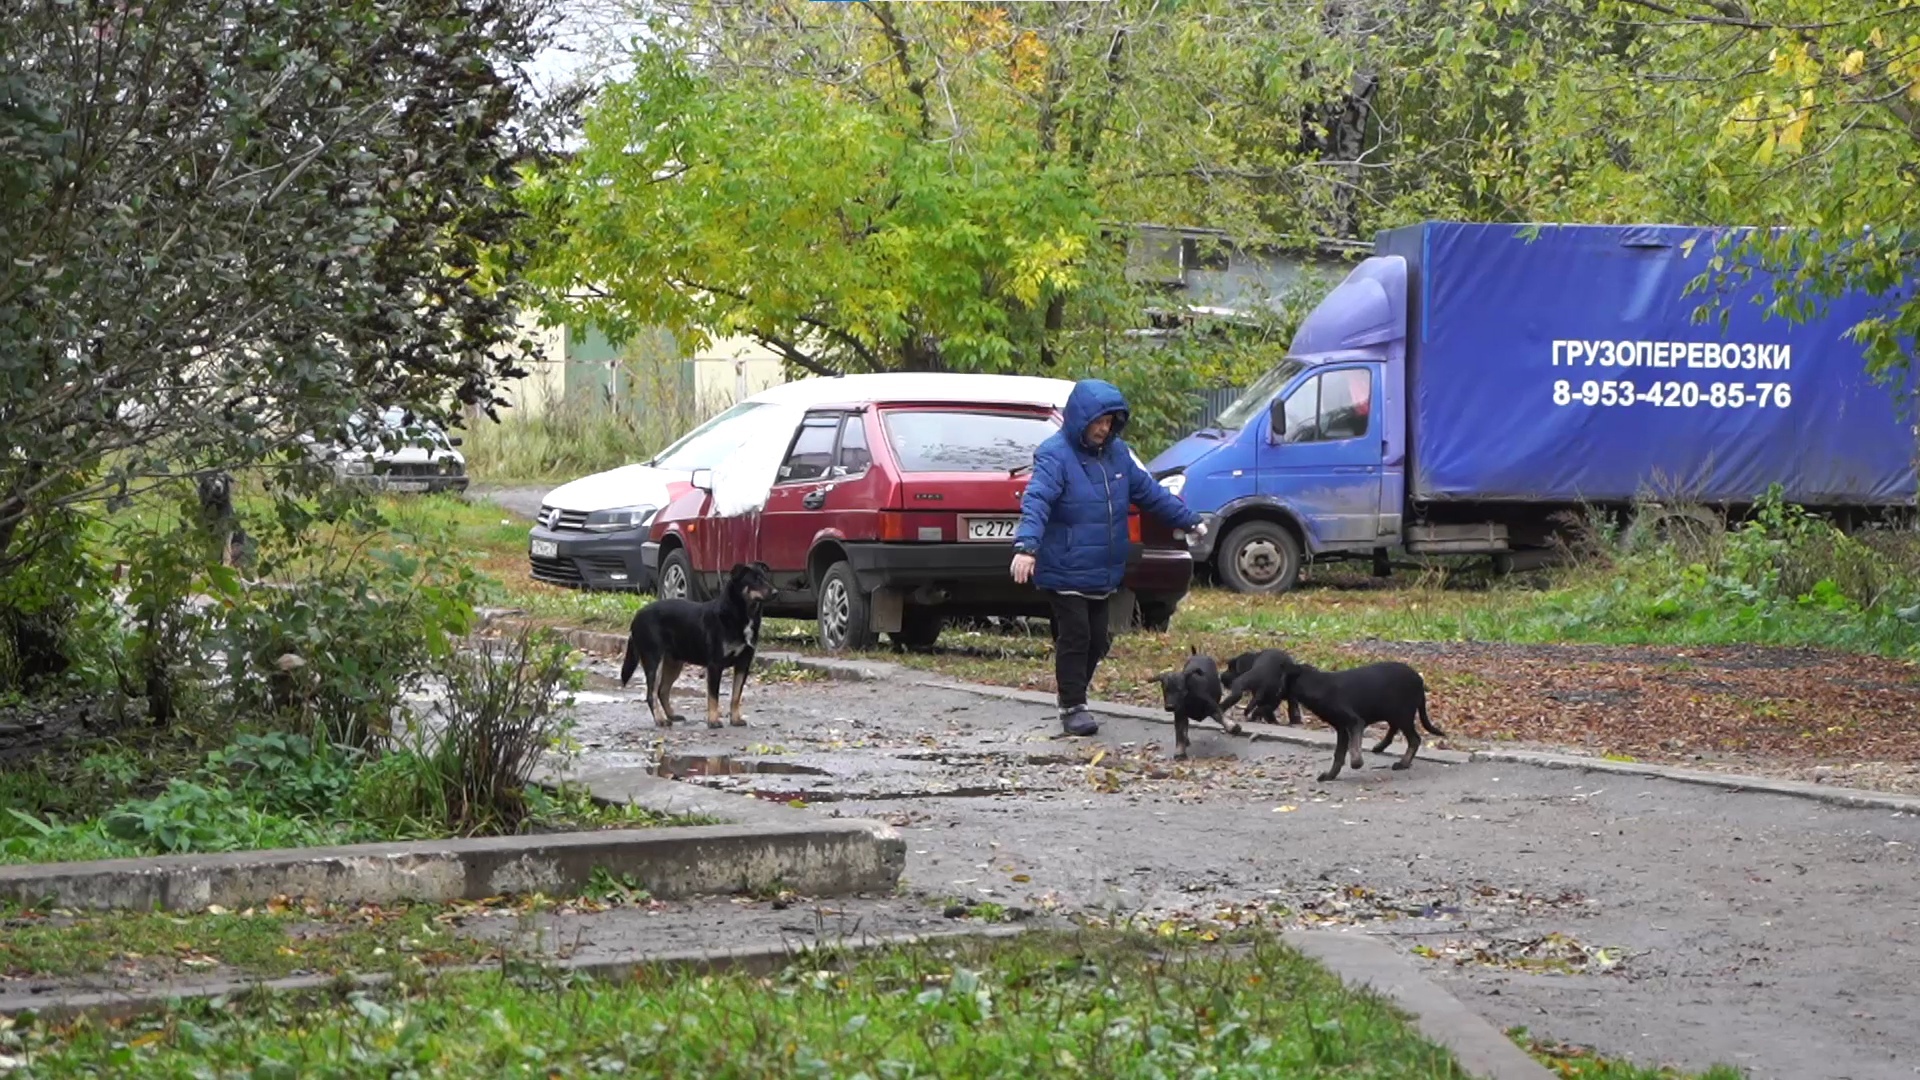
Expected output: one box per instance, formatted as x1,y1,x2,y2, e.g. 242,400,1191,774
1192,386,1244,429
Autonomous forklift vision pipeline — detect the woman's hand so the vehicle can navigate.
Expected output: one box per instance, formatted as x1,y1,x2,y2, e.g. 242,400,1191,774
1010,552,1036,584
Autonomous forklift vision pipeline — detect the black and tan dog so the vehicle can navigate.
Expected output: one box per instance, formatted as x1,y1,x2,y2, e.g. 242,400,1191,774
1153,647,1242,759
620,562,776,729
1274,658,1447,782
1220,648,1304,727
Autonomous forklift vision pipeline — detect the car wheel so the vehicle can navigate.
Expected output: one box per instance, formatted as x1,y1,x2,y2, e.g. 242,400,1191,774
816,561,875,651
1217,520,1302,594
658,549,701,602
1137,598,1177,633
890,608,943,650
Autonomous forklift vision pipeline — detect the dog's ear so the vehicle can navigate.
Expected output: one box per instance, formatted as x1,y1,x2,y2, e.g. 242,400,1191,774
750,560,771,574
727,562,749,578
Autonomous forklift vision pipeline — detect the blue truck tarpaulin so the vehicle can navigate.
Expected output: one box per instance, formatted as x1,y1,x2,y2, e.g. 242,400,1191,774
1387,222,1919,506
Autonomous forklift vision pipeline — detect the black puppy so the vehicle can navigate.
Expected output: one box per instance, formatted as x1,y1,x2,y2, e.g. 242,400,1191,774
1153,647,1242,760
620,562,776,729
194,471,254,569
1276,659,1447,782
1219,648,1305,727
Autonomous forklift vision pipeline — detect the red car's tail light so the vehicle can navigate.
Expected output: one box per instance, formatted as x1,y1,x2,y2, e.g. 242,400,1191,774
1129,512,1142,544
877,511,913,542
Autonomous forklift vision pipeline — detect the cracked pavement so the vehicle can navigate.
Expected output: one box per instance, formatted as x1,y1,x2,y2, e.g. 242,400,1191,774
559,658,1920,1080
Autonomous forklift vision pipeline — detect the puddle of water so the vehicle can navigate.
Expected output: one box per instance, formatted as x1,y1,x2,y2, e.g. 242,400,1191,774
654,754,829,778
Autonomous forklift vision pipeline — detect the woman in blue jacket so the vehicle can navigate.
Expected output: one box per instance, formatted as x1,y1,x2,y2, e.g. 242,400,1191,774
1011,379,1206,736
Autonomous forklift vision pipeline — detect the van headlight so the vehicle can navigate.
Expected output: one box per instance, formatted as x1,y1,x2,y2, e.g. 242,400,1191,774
583,505,657,533
1158,472,1186,498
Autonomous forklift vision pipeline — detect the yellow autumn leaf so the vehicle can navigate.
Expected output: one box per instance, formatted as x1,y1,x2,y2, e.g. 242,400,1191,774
1754,130,1777,166
1842,49,1867,77
1778,114,1808,154
1870,27,1886,49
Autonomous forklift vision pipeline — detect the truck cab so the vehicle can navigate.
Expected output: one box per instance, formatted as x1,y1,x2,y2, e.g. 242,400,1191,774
1147,256,1409,593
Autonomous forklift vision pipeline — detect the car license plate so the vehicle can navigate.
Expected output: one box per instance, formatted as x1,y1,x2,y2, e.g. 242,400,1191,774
530,539,558,559
963,516,1019,541
388,480,428,493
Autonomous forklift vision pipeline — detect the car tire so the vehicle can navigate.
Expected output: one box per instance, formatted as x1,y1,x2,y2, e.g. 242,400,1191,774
1137,598,1177,633
1217,520,1302,594
890,608,943,650
816,561,876,651
658,548,702,602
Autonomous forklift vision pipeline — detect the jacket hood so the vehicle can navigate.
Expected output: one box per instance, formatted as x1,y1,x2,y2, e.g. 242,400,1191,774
1063,379,1130,450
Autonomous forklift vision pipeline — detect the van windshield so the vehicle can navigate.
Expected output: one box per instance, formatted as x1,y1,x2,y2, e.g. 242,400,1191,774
649,402,767,469
1212,359,1308,431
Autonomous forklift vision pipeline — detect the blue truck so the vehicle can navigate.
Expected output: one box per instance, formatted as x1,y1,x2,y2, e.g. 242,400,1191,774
1147,221,1919,593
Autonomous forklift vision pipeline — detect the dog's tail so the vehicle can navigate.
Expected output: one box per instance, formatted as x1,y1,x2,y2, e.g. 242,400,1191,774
619,614,645,688
1417,689,1446,736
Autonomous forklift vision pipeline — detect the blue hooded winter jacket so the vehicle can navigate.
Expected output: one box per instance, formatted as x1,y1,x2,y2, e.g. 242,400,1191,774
1012,379,1200,594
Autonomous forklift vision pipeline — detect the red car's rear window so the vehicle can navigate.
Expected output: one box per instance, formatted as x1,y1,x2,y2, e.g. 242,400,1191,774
880,408,1056,473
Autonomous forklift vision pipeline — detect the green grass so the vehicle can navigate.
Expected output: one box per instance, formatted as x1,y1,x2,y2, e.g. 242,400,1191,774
0,901,497,982
0,932,1480,1077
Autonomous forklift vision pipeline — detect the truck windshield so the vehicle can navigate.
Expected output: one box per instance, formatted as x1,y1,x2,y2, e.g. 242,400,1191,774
882,409,1057,472
649,401,768,469
1212,359,1308,432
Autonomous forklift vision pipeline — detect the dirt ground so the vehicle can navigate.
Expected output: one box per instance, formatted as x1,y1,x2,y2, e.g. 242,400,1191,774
551,663,1920,1080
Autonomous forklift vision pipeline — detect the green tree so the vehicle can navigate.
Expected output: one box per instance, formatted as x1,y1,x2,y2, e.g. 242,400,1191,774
0,0,557,577
1454,0,1920,385
527,0,1498,377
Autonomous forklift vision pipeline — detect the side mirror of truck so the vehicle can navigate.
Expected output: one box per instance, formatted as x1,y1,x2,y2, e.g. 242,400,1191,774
1268,399,1285,441
690,467,714,492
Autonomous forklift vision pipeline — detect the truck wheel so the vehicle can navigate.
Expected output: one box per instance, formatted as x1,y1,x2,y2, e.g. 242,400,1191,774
1217,520,1302,594
816,561,876,651
890,608,943,650
1138,598,1177,633
658,548,702,601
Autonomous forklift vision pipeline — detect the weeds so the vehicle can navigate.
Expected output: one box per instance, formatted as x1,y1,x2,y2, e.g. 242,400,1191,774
460,347,721,482
422,628,580,831
0,931,1743,1078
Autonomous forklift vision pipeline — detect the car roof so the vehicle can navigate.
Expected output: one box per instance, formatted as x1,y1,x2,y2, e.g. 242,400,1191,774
745,372,1074,410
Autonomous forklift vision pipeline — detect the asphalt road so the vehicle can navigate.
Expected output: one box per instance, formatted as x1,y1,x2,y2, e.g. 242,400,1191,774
559,662,1920,1080
474,484,547,521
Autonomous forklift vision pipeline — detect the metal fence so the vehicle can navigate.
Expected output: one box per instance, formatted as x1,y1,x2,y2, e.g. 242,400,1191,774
1192,386,1244,429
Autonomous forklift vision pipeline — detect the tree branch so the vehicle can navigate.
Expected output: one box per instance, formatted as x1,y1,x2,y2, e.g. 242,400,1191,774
860,1,931,137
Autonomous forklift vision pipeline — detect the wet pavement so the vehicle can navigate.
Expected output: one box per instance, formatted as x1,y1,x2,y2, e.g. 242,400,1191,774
558,657,1920,1080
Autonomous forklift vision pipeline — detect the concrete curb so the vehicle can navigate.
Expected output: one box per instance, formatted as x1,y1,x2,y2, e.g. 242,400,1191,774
477,611,1920,814
1466,747,1920,813
0,925,1033,1024
0,821,905,914
1283,929,1555,1080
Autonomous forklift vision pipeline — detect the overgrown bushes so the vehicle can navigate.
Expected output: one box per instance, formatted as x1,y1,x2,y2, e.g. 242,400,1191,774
0,479,636,864
1546,488,1920,656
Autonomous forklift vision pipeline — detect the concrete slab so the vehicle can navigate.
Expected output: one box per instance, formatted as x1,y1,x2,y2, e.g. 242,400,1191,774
0,820,905,914
0,923,1031,1023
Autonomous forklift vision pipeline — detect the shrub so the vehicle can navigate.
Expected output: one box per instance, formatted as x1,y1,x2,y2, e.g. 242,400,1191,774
220,502,481,751
386,628,582,834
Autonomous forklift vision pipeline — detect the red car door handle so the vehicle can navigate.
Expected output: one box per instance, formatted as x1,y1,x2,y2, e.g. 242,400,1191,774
802,488,829,510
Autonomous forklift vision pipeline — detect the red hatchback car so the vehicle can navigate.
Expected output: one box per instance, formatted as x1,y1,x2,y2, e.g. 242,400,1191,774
639,374,1195,650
